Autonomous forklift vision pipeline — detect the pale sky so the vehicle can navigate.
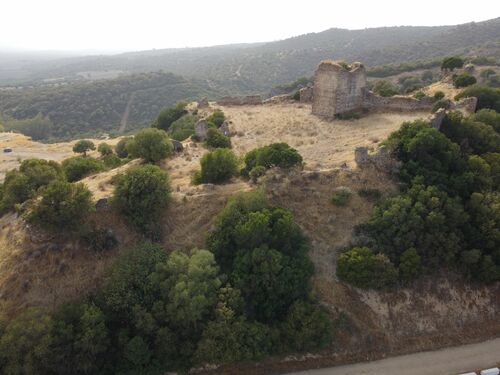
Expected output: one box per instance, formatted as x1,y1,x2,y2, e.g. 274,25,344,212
1,0,499,53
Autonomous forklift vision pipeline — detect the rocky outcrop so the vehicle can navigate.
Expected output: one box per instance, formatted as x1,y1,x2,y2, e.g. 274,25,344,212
197,97,209,108
299,86,313,103
219,121,231,137
450,97,477,115
355,145,401,174
194,120,208,141
429,108,447,130
171,139,184,152
363,92,434,112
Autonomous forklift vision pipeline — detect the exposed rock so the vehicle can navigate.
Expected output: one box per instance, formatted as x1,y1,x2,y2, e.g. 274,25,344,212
299,86,313,103
197,97,209,108
219,121,231,137
171,139,184,152
450,97,477,115
355,145,401,174
194,120,208,141
429,108,447,130
463,63,475,74
95,198,109,211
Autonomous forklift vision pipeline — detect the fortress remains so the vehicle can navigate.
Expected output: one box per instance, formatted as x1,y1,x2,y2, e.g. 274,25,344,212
311,60,433,117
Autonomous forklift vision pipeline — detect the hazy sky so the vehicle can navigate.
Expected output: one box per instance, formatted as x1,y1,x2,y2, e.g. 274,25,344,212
1,0,499,52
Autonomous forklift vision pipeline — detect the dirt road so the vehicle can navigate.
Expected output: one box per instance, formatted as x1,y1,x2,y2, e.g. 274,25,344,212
287,338,500,375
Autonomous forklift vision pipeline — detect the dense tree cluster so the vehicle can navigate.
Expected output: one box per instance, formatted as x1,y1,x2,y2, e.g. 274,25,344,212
0,192,331,373
241,142,303,177
339,105,500,287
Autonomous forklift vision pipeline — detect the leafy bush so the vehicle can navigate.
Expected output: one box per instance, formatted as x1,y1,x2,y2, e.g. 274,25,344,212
469,108,500,133
413,91,426,100
242,143,302,176
198,148,238,184
82,227,118,252
441,56,464,71
102,154,123,169
115,137,132,158
434,91,445,101
331,187,351,206
432,99,452,112
112,164,171,235
169,114,198,141
280,301,332,352
2,113,53,140
440,112,500,155
357,188,382,202
292,90,301,101
453,73,477,88
62,156,105,182
398,248,422,283
153,103,187,132
206,110,225,127
372,80,399,97
127,128,173,163
1,158,64,211
205,128,231,149
97,142,113,156
249,166,267,182
337,247,398,289
26,180,94,233
72,139,96,156
359,184,467,269
455,85,500,112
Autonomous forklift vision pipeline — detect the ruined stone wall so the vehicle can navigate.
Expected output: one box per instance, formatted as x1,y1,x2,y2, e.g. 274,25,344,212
217,95,262,106
363,92,434,112
312,61,366,117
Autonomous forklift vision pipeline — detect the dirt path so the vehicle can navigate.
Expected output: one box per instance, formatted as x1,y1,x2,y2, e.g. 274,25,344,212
119,92,135,133
287,338,500,375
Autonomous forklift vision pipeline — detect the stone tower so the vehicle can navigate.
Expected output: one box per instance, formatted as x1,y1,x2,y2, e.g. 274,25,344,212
312,60,367,117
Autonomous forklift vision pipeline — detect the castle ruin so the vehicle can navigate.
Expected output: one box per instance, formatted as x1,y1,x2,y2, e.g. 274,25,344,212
311,60,434,117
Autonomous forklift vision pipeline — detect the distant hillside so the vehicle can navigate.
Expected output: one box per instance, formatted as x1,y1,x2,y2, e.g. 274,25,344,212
6,17,500,93
0,71,219,140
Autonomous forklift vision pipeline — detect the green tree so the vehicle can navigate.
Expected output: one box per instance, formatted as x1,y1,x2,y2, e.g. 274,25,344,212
441,56,464,71
336,247,398,289
453,73,477,88
115,137,132,158
127,128,173,163
455,85,500,112
153,104,187,132
470,109,500,133
205,128,231,148
97,142,113,156
398,248,422,283
206,110,225,127
198,148,238,184
280,301,332,352
242,143,303,176
0,308,53,375
62,156,105,182
112,164,171,235
73,140,96,156
372,80,399,97
26,180,94,233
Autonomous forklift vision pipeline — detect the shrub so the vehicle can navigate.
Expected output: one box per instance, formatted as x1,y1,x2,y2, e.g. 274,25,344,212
97,142,113,156
169,114,198,141
357,188,382,202
249,166,267,182
198,148,238,184
292,90,301,101
62,156,105,182
337,247,398,289
127,128,173,163
153,104,187,132
372,80,399,97
242,143,302,176
441,56,464,71
1,159,64,210
115,137,132,158
480,69,497,79
453,73,477,88
26,180,94,233
206,110,225,127
205,128,231,149
331,186,351,206
112,164,171,235
455,85,500,112
72,140,96,156
398,248,422,283
359,184,468,269
432,99,452,112
434,91,445,101
413,91,426,100
102,154,123,169
82,227,118,252
280,301,332,352
469,108,500,133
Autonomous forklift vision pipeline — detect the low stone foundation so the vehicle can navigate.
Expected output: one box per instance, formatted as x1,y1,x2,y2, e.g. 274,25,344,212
217,95,262,106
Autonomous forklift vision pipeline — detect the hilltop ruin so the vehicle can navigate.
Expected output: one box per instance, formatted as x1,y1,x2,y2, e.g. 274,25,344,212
310,60,434,117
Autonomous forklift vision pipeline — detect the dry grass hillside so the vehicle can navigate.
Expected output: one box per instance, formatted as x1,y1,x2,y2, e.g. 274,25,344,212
0,101,499,374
